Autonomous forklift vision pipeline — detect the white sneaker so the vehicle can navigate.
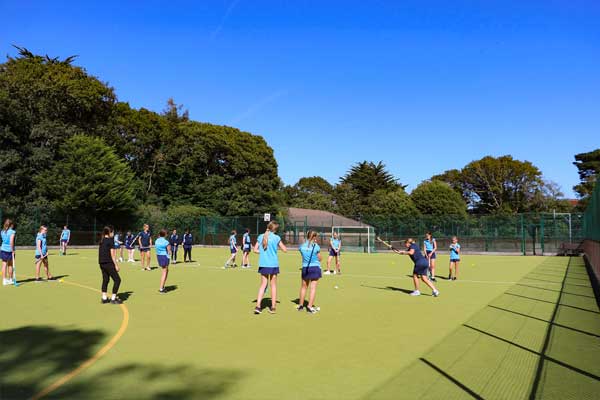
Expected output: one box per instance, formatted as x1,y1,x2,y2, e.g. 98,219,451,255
323,270,331,275
2,279,8,286
409,290,421,296
333,270,337,275
118,257,124,262
432,290,440,297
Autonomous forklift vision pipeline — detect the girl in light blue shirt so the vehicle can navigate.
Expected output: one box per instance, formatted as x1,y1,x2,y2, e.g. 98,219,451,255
155,229,172,294
35,225,53,281
297,230,322,313
1,219,16,286
253,221,287,314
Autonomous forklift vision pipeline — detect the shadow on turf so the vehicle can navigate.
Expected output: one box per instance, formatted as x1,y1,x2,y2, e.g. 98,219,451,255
0,325,243,399
360,285,415,295
163,285,178,293
361,257,600,400
17,274,70,285
118,291,134,301
252,298,281,308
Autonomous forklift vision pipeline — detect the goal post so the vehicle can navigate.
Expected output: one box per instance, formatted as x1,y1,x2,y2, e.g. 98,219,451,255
331,226,376,253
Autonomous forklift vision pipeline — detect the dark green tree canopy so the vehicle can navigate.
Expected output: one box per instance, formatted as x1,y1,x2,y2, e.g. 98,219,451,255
36,135,137,217
573,149,600,207
410,180,467,216
341,161,402,197
283,177,335,212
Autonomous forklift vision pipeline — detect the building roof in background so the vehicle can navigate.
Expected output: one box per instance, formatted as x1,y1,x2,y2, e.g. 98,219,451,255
286,207,371,228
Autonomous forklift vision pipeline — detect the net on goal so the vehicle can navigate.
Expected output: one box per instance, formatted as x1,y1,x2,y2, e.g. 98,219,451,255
331,226,376,253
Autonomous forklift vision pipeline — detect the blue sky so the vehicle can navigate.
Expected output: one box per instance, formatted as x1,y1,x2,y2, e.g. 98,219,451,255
2,1,599,197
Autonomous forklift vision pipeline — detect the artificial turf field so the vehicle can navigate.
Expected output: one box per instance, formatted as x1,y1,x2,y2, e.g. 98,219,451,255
1,249,599,400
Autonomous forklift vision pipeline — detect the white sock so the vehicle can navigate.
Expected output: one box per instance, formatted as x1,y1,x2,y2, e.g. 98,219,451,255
111,294,116,300
102,294,108,300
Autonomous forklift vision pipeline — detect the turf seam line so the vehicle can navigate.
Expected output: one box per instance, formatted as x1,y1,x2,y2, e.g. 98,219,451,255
29,281,130,400
419,358,483,400
463,324,600,382
487,305,600,338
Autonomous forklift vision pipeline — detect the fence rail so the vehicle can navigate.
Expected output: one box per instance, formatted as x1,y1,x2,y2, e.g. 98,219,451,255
0,209,586,255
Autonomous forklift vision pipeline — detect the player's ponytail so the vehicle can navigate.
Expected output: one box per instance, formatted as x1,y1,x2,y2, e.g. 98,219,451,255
102,226,113,237
262,221,279,250
405,238,415,245
2,218,13,232
306,230,318,243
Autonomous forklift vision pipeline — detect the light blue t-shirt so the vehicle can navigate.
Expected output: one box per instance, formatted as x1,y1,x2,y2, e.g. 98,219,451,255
256,233,281,267
155,237,169,256
243,232,251,249
114,233,121,248
61,229,70,241
424,238,436,252
1,228,16,252
36,233,48,256
330,238,341,250
299,242,321,268
450,243,461,260
229,235,237,250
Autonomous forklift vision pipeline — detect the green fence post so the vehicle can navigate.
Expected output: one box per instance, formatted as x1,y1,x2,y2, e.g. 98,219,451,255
520,214,526,255
540,217,545,255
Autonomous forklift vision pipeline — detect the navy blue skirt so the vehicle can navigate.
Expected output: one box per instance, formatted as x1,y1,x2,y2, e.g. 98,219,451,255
0,251,13,261
157,255,170,267
413,260,429,276
329,249,340,257
258,267,279,275
426,250,436,259
302,267,322,280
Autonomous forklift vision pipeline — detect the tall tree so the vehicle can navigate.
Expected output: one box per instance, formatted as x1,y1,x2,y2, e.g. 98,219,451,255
573,149,600,208
283,177,334,211
0,46,116,215
410,180,467,215
36,135,137,221
341,161,401,197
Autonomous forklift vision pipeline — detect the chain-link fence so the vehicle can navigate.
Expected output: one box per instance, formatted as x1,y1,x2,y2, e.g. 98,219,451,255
0,207,585,255
583,177,600,290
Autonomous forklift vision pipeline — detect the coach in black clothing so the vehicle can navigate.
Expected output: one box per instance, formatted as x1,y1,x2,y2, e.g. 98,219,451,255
99,226,123,304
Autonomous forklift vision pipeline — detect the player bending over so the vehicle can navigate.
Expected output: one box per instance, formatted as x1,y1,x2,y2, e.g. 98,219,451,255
395,238,439,297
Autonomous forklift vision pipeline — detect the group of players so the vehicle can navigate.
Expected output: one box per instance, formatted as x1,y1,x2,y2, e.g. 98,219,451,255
1,217,462,313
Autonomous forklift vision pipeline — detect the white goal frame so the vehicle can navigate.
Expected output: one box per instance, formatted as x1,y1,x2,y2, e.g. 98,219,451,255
331,226,374,254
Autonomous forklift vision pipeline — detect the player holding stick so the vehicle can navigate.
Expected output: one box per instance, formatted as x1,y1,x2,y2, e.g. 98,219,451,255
155,229,172,293
297,230,322,313
377,237,439,297
34,225,53,281
423,232,437,282
182,228,193,263
325,231,341,275
124,231,136,262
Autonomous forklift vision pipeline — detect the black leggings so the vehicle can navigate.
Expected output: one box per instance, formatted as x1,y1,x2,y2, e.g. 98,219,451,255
184,246,192,261
100,262,121,294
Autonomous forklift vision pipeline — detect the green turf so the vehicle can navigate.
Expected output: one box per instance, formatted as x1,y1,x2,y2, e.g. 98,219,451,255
1,250,598,399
